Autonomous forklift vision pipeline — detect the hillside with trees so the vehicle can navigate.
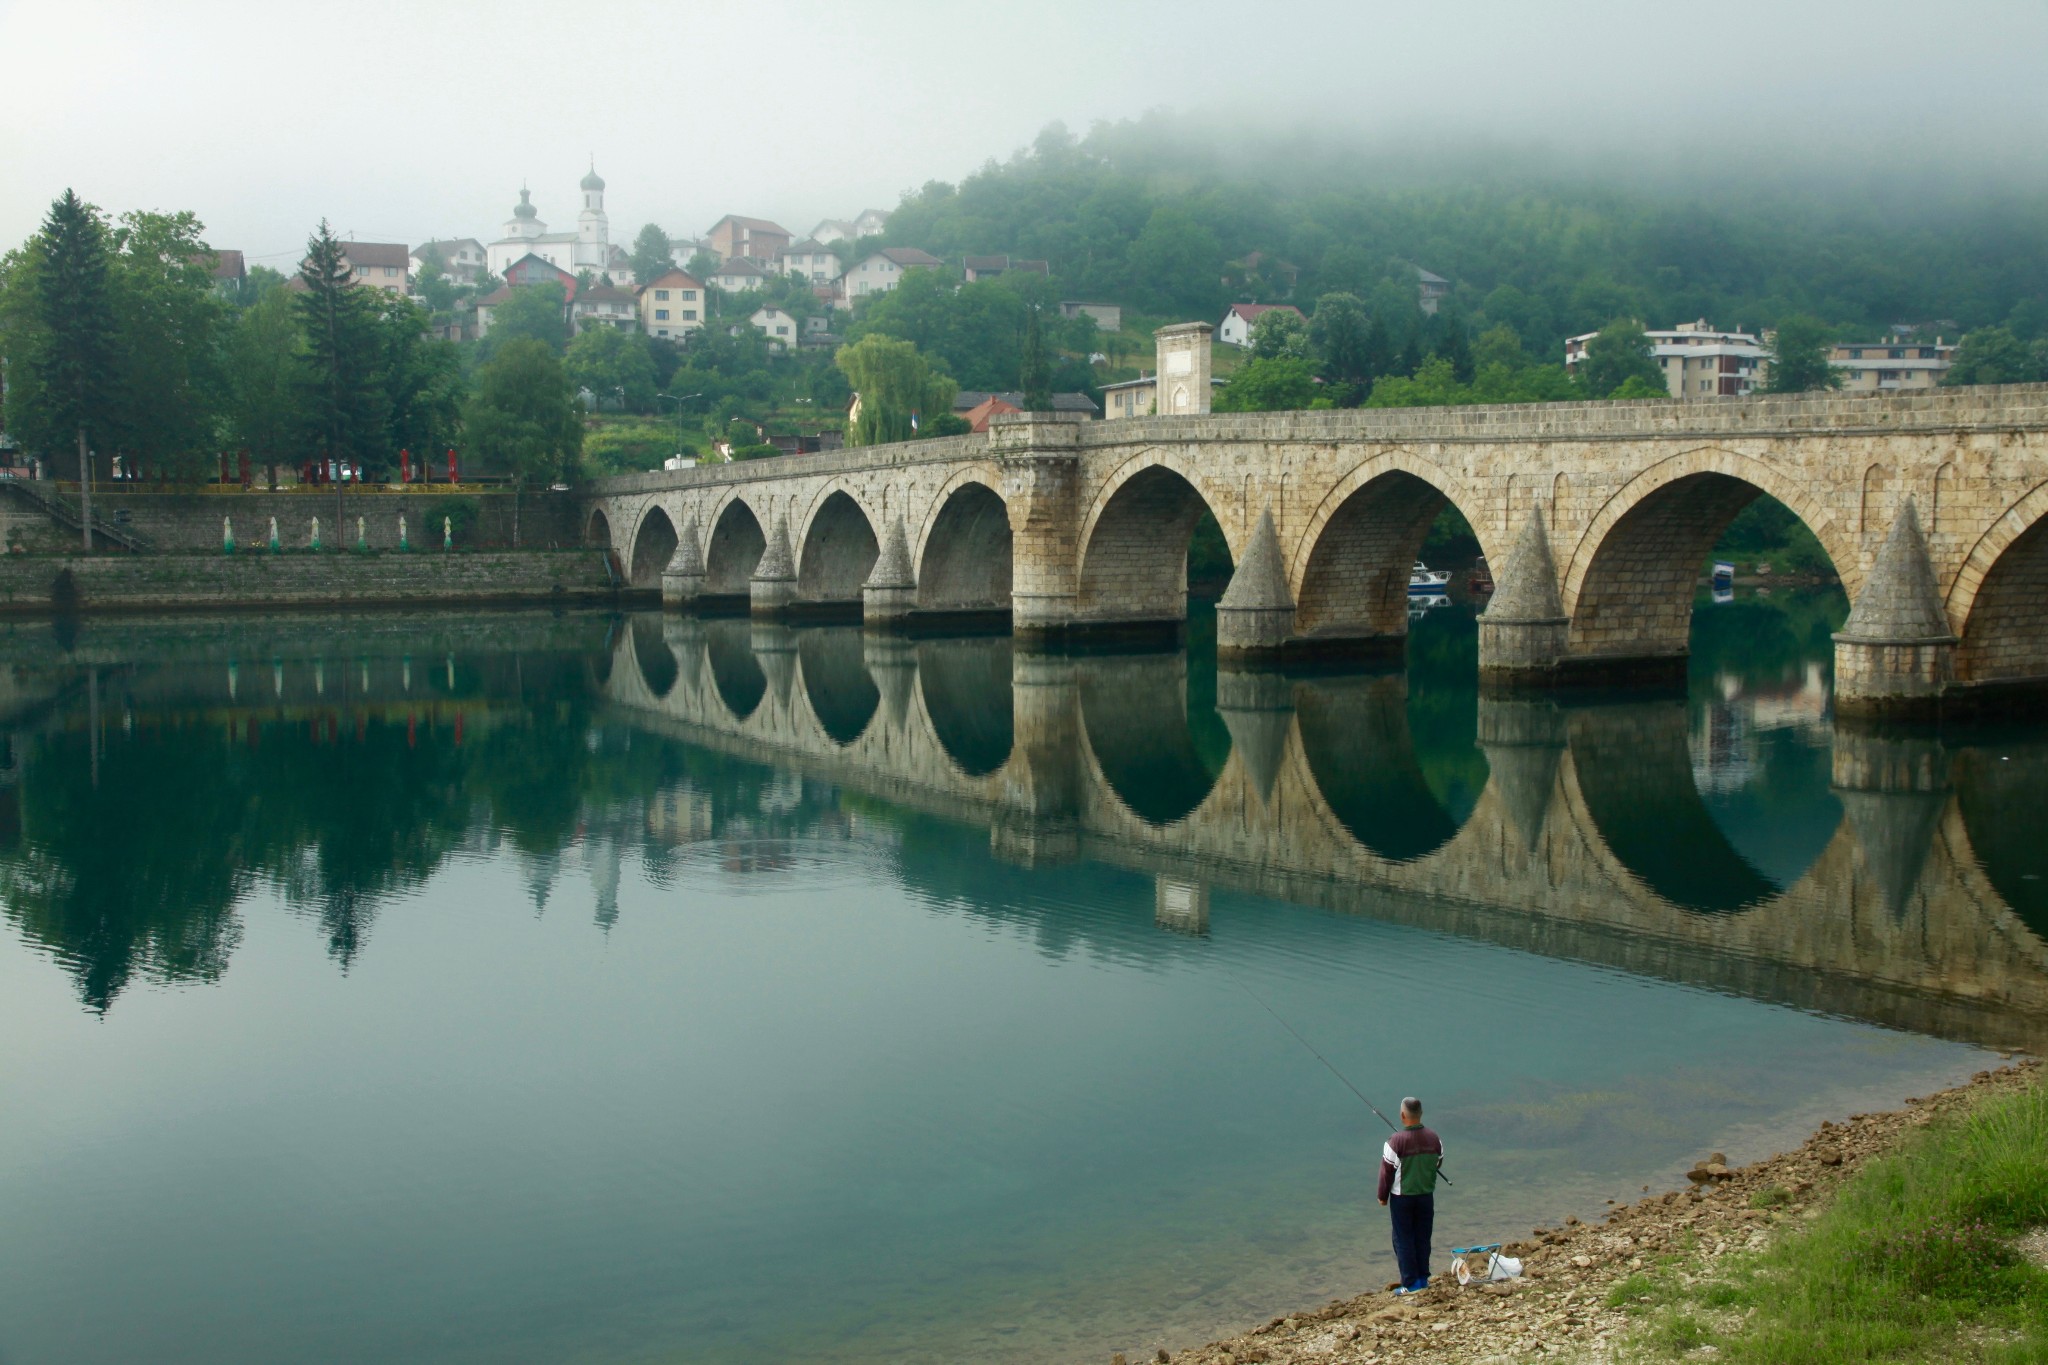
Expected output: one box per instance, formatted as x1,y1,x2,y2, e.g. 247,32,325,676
883,116,2048,360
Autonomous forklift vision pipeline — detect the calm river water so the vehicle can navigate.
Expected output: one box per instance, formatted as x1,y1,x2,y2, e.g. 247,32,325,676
1,592,2042,1364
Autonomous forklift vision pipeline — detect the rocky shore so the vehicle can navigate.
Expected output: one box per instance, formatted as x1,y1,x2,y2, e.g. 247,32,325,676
1137,1059,2039,1365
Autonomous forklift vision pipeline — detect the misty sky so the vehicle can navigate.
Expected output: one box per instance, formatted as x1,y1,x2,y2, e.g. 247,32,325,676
4,0,2046,265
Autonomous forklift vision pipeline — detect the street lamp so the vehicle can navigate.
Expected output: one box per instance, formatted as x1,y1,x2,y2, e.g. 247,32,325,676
654,392,703,466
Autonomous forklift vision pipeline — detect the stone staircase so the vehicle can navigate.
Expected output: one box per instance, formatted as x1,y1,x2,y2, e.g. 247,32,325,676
1,479,153,552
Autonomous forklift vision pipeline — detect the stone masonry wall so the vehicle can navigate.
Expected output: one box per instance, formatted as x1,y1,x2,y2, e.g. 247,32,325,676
47,489,584,552
0,550,617,614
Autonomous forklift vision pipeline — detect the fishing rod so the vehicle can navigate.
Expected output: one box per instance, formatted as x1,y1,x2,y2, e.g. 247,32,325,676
1225,966,1452,1185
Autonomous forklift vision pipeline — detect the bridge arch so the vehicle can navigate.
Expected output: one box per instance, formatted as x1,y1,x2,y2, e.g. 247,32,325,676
796,488,880,608
1078,655,1229,828
916,470,1013,614
630,615,679,700
704,495,768,597
1951,479,2048,687
1293,673,1478,863
703,619,768,720
1292,452,1491,640
796,630,880,745
629,504,679,589
1076,451,1236,624
585,506,615,550
1561,448,1855,663
1560,702,1807,914
917,639,1014,777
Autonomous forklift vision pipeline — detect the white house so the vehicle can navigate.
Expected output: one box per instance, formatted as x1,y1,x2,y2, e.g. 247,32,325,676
1564,319,1771,398
709,257,774,293
640,269,705,340
779,239,839,284
746,306,799,350
486,169,633,284
809,218,857,245
853,208,890,238
839,246,942,305
411,238,485,282
1217,302,1305,347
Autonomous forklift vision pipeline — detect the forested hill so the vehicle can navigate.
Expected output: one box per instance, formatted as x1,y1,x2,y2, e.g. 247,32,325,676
877,116,2048,351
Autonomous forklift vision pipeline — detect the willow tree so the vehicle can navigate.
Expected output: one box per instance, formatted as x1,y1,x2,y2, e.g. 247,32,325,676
836,335,956,446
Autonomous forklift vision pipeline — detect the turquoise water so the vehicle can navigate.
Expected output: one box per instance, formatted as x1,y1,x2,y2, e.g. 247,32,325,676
0,593,2032,1364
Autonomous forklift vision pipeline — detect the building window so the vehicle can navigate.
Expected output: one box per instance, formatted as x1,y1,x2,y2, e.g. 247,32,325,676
656,289,669,300
657,329,668,337
682,310,697,321
682,290,696,300
656,309,669,320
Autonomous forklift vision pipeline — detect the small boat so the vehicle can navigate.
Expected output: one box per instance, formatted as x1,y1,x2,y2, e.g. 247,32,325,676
1409,561,1452,597
1467,555,1494,594
1711,560,1735,589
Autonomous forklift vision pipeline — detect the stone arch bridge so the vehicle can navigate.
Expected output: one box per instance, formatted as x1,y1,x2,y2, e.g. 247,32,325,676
587,385,2048,715
604,617,2048,1051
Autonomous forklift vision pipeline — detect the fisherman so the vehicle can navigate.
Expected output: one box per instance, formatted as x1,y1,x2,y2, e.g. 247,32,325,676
1376,1096,1443,1293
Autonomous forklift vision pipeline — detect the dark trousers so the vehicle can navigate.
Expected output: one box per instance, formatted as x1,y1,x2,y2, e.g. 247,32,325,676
1388,1192,1435,1287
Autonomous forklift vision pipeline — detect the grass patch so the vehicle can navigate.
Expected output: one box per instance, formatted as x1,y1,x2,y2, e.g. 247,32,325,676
1750,1185,1793,1209
1631,1077,2048,1362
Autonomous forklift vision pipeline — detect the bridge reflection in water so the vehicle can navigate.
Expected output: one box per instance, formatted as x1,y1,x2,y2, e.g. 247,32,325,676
606,609,2048,1052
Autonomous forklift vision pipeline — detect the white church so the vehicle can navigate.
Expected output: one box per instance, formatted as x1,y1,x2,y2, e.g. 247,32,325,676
486,166,634,284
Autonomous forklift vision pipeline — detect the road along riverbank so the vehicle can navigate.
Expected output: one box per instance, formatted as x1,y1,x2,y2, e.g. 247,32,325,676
1150,1059,2041,1365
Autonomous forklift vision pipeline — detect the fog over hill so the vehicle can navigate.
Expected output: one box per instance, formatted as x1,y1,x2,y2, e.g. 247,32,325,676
2,0,2045,263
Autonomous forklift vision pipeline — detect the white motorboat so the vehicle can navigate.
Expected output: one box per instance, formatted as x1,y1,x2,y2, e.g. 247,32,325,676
1409,561,1452,597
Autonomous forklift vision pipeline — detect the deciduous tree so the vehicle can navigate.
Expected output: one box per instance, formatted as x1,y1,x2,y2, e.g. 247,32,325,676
466,338,581,495
835,335,956,445
1215,357,1321,412
1944,325,2047,386
1576,318,1666,398
1763,314,1841,393
629,223,673,289
1249,308,1310,360
480,280,569,356
565,328,660,412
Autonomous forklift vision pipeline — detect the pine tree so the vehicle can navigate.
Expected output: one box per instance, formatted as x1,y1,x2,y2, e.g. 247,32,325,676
295,220,388,471
1020,304,1051,411
32,190,119,547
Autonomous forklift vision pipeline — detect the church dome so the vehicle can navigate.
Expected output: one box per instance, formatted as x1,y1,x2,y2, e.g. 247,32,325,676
581,165,606,193
512,187,537,220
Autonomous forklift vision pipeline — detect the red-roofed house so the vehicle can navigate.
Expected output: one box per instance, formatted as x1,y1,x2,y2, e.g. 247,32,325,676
1218,303,1306,348
961,395,1021,431
639,269,705,340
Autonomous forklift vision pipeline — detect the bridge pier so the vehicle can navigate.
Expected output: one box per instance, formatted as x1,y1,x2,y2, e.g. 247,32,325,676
1831,719,1951,919
862,517,916,630
1216,507,1296,660
1215,665,1294,804
1833,500,1957,720
1475,695,1568,850
660,513,706,608
993,416,1084,647
750,514,797,617
1477,508,1572,686
989,652,1082,865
